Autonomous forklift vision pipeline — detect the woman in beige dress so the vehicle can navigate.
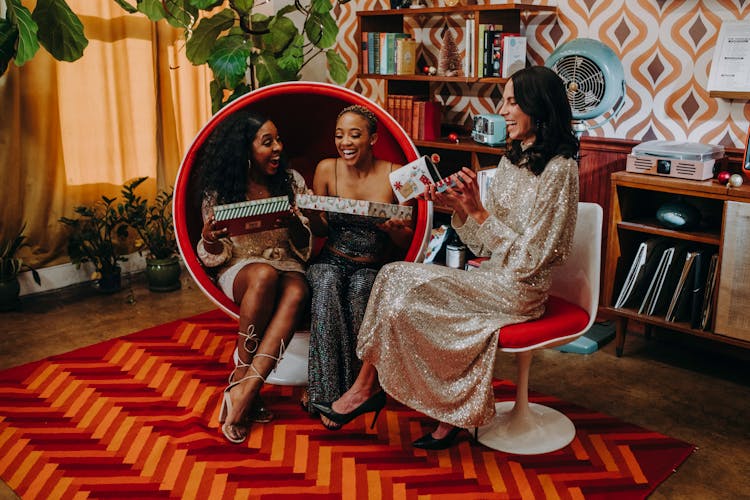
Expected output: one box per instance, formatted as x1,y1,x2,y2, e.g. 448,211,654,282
313,66,580,450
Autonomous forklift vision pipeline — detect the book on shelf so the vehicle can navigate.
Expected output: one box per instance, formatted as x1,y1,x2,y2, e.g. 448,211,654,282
367,32,379,74
476,23,501,78
699,253,719,330
483,30,503,77
501,35,526,78
464,17,474,77
361,32,368,74
396,38,417,75
613,237,669,309
380,32,410,75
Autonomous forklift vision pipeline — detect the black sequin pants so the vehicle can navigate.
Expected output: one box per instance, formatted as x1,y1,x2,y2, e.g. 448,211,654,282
306,248,380,408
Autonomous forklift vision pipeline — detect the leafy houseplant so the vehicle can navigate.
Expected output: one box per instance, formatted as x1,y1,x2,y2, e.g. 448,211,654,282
120,177,182,292
59,196,130,293
1,0,348,112
0,223,42,311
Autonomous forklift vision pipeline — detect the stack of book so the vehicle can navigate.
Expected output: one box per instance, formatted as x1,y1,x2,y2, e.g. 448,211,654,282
481,30,525,78
385,95,442,140
613,237,718,329
362,32,414,75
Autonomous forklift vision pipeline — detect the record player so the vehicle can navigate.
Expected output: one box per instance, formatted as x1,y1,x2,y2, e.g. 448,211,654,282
626,140,724,181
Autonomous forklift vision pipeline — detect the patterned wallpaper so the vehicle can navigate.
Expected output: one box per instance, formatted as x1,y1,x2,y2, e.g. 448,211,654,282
330,0,750,149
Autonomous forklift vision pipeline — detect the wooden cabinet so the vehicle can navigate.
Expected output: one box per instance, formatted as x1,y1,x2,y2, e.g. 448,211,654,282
356,2,555,175
602,171,750,356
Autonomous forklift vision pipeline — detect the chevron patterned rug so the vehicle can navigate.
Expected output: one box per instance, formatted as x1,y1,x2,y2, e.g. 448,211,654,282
0,310,693,499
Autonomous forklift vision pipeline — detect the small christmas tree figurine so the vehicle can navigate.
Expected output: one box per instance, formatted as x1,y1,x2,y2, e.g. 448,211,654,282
438,28,461,77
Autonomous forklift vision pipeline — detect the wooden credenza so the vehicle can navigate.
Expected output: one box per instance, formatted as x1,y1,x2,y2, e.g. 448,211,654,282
601,171,750,356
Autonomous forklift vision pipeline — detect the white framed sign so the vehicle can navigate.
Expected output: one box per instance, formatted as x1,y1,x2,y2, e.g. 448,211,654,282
707,21,750,96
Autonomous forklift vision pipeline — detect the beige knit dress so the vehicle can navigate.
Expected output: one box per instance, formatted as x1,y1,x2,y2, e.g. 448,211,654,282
356,155,579,428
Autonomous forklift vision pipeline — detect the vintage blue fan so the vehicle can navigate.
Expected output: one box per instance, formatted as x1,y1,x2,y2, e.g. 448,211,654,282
545,38,626,136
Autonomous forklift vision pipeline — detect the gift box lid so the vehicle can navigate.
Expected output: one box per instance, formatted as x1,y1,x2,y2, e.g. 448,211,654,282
632,140,725,161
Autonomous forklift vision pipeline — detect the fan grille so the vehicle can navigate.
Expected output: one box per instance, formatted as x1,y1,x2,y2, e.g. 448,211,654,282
550,55,606,116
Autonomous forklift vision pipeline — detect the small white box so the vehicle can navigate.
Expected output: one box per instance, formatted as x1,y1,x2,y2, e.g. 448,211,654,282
501,36,526,78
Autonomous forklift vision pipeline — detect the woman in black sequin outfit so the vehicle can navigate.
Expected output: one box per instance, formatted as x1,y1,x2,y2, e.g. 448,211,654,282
303,105,412,429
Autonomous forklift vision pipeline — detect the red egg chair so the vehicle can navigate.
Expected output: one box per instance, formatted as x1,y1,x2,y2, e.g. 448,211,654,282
173,82,431,384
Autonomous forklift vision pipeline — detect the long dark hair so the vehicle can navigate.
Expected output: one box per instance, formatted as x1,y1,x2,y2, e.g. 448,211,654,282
195,109,294,204
505,66,579,175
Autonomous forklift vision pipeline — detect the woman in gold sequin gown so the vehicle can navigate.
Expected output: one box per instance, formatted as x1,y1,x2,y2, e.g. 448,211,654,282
313,66,580,450
195,110,312,444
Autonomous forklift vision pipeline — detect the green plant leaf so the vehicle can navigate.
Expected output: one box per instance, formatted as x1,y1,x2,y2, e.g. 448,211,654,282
310,0,332,15
31,0,88,62
275,32,303,74
136,0,167,21
115,0,138,14
208,33,251,89
0,19,19,75
326,49,347,84
189,0,224,9
225,82,251,105
112,0,138,14
254,50,299,86
277,4,297,16
209,79,224,113
305,11,337,50
6,0,39,67
257,15,296,54
230,0,255,16
163,0,199,29
186,8,235,65
248,13,271,33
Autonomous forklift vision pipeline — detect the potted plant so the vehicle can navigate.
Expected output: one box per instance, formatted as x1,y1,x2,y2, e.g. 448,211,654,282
2,0,347,112
59,196,130,293
0,223,41,311
120,176,181,292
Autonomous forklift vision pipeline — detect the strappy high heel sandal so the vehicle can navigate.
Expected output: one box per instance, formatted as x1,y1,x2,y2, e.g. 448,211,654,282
219,364,266,444
219,334,287,443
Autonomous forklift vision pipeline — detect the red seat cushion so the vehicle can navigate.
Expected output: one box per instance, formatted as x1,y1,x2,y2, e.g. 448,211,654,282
498,296,590,350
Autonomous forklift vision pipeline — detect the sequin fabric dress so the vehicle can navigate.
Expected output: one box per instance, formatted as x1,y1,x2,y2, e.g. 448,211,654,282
357,155,579,428
196,170,312,302
306,212,392,407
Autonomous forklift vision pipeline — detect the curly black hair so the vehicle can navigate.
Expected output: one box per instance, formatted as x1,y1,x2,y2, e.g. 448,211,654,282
504,66,579,175
195,109,294,205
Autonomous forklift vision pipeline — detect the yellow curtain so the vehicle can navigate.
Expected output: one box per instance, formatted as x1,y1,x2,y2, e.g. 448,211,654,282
0,1,211,268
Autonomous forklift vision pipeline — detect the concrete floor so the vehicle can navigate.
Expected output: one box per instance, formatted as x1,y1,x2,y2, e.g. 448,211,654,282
1,272,749,499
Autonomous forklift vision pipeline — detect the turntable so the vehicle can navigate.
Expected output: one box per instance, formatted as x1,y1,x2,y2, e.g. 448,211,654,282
626,140,724,181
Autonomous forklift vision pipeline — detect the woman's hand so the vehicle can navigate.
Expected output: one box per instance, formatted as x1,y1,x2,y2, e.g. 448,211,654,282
378,217,413,248
201,215,228,254
451,167,489,224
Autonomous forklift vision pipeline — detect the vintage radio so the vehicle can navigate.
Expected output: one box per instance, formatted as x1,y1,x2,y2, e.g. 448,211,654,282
471,114,506,146
626,140,724,181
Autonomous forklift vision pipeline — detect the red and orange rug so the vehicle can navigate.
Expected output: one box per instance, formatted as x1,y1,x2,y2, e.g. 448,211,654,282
0,310,693,499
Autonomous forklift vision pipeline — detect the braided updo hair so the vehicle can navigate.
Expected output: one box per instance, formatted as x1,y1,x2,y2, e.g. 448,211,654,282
338,104,378,135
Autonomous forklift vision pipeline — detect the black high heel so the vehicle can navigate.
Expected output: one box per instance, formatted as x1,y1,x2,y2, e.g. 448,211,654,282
412,426,463,450
311,391,386,429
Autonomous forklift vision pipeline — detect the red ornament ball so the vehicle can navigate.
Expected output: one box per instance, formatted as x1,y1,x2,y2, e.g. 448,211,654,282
717,171,731,184
423,66,430,75
448,132,459,142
